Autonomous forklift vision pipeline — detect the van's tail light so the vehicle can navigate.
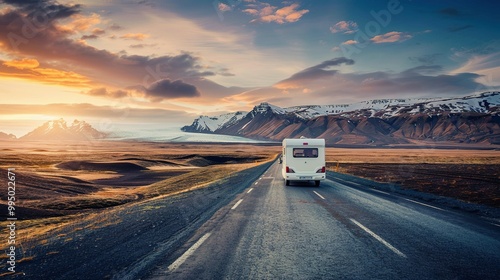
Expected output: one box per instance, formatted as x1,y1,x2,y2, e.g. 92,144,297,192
316,166,326,173
286,166,295,173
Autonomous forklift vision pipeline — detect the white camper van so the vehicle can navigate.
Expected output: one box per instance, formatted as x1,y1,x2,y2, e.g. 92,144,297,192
281,138,326,186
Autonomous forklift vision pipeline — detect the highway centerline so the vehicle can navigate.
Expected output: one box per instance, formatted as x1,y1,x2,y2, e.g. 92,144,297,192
350,218,407,258
231,199,243,210
247,188,254,194
313,191,325,200
168,232,212,271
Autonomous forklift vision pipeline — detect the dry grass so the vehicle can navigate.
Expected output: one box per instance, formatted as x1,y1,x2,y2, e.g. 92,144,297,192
0,141,278,255
326,148,500,207
326,148,500,164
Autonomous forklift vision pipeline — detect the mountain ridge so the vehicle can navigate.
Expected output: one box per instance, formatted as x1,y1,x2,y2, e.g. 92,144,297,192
182,92,500,145
19,119,108,141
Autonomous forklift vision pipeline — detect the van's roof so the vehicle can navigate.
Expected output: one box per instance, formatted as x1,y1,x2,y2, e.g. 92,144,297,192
282,138,325,146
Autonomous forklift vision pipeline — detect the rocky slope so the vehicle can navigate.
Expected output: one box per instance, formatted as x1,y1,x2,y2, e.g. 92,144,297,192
182,92,500,145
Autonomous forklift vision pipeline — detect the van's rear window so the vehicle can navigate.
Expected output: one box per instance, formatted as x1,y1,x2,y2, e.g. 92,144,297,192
293,148,318,158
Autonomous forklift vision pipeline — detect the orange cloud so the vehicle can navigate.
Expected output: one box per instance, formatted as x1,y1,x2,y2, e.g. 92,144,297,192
247,3,309,24
342,40,358,45
120,33,150,41
59,13,101,32
3,58,39,69
1,59,91,87
330,21,358,34
370,31,412,43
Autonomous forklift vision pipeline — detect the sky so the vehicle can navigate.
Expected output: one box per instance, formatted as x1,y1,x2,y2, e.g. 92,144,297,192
0,0,499,136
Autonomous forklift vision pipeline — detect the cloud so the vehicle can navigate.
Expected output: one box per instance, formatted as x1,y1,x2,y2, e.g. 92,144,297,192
86,87,129,98
0,4,227,96
342,40,358,45
244,2,309,24
370,31,412,43
274,57,354,89
0,103,195,125
1,0,81,20
223,58,489,107
120,33,150,41
450,52,500,87
1,58,91,87
108,23,122,30
59,13,101,32
141,79,200,100
81,34,98,40
330,21,358,34
129,43,157,49
2,58,39,69
218,3,232,12
242,8,259,16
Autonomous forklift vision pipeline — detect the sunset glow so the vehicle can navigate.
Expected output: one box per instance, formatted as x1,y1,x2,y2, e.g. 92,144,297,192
0,0,499,137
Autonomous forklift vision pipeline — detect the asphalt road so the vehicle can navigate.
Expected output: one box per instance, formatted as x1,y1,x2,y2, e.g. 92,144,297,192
9,160,500,279
147,161,500,280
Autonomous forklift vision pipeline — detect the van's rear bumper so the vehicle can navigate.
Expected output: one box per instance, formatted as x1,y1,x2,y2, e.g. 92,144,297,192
284,173,326,181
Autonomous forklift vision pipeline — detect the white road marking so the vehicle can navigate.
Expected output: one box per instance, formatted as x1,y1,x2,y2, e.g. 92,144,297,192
254,182,258,185
404,198,445,211
371,189,390,195
350,219,407,258
313,191,325,200
231,199,243,210
247,188,253,194
168,232,212,271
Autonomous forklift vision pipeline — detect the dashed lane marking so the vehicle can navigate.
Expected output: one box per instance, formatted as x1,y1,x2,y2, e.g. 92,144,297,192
168,232,212,271
350,218,407,258
247,188,253,194
231,199,243,210
313,191,325,200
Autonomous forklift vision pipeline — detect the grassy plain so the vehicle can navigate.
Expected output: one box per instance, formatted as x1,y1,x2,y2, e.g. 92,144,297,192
0,141,498,259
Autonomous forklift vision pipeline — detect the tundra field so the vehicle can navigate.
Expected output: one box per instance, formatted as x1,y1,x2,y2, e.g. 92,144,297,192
0,141,498,257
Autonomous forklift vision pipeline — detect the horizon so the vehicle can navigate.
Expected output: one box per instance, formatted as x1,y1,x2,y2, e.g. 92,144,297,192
1,0,499,136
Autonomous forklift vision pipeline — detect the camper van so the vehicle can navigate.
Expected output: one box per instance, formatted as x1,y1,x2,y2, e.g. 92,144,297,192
281,138,326,186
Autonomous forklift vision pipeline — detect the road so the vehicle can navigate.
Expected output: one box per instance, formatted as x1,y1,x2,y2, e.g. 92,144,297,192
9,160,500,279
146,161,500,280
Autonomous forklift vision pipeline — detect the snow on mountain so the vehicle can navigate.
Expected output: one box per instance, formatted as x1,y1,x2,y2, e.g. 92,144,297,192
20,118,107,141
183,92,500,134
182,111,246,133
181,92,500,145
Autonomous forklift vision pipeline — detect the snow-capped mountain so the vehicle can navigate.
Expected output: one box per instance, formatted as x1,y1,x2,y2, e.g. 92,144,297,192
20,119,107,141
0,132,17,140
182,92,500,145
182,111,247,133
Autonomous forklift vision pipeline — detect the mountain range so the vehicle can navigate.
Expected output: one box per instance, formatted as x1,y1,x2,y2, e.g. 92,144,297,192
182,92,500,145
2,119,107,141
